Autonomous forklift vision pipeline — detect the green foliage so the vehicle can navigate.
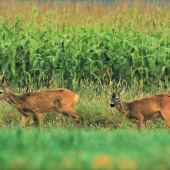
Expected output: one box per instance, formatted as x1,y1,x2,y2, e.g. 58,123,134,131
1,1,170,89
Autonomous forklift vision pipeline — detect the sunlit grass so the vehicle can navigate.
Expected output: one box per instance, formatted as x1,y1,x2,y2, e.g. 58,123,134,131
0,80,168,130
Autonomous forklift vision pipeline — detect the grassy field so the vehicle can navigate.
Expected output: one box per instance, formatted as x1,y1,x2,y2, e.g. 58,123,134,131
1,0,170,169
0,127,170,170
0,80,168,130
0,81,170,169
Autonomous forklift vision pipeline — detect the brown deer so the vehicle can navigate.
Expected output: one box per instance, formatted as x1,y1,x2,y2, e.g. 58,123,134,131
0,76,81,129
107,79,170,132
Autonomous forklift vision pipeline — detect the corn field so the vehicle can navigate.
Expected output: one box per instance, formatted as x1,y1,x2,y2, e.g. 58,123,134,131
1,0,170,89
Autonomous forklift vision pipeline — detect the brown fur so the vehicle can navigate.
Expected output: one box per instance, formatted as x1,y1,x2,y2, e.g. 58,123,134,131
110,90,170,132
0,79,81,129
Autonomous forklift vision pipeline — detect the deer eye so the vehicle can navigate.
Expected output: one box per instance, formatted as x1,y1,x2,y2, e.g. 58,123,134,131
115,97,119,100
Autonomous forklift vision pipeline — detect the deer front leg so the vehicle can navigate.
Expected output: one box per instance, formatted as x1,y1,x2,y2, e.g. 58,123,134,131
20,114,29,128
161,110,170,134
138,114,145,130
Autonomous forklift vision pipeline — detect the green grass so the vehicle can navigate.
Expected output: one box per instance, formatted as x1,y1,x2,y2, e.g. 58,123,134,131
0,127,170,170
1,1,170,169
0,78,169,169
0,72,169,170
0,80,168,130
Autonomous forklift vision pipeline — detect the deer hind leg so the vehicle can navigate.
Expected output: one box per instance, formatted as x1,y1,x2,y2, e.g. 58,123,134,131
20,114,29,128
33,112,41,128
70,110,81,129
61,109,81,129
161,111,170,133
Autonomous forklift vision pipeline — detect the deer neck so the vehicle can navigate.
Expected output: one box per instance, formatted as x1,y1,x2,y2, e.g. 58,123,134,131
4,91,21,108
116,100,130,117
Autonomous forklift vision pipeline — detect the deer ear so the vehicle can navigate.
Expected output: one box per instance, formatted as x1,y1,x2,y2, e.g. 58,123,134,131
5,79,9,87
119,88,124,94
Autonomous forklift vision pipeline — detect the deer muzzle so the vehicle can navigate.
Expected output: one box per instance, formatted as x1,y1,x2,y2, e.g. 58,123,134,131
110,104,115,107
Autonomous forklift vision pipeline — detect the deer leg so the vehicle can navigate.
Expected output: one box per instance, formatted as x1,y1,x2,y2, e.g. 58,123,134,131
33,112,40,128
138,114,145,130
161,111,170,134
20,114,29,128
71,111,81,129
71,116,81,129
61,109,81,129
71,117,77,129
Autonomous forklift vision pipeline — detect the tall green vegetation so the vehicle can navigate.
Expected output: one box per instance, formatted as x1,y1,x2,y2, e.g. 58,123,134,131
1,0,170,88
1,2,170,169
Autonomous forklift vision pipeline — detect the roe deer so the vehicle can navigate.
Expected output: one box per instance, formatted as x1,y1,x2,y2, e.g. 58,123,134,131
0,77,81,129
107,79,170,132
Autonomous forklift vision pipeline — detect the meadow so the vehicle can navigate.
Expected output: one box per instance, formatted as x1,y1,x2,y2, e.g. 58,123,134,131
0,80,170,169
0,127,170,170
1,0,170,169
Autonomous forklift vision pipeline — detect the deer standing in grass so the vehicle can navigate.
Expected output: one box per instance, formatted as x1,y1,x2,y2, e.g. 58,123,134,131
0,76,81,129
107,79,170,132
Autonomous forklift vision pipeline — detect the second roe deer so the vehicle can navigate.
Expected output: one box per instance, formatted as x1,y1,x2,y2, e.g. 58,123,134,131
107,79,170,132
0,77,81,129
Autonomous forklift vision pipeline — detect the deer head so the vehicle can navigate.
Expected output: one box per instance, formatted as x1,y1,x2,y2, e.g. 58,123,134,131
110,89,124,107
106,78,124,107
